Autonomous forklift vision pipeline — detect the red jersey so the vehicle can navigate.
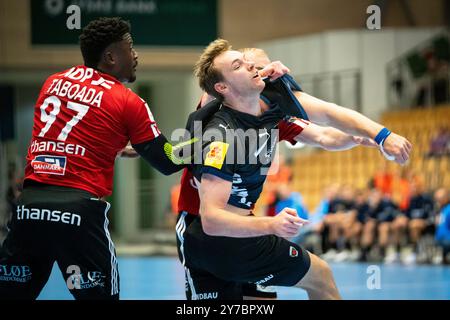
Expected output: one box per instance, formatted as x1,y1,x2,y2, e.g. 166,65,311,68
177,117,309,215
25,65,161,197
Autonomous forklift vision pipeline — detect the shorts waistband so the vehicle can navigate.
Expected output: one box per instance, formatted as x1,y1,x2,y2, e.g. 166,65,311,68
23,180,97,199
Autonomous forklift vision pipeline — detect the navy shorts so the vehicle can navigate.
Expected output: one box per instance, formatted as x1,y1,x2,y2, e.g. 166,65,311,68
176,211,278,299
181,216,311,300
0,184,119,300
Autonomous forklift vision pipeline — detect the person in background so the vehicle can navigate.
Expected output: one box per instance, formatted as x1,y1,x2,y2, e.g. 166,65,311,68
275,182,308,221
321,185,356,261
359,188,400,262
402,181,435,264
434,188,450,265
264,154,293,217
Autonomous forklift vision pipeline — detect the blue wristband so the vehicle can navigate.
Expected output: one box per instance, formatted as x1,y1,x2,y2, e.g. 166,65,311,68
374,128,391,145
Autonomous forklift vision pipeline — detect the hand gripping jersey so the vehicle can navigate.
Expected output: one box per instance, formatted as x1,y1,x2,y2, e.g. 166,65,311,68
24,65,160,197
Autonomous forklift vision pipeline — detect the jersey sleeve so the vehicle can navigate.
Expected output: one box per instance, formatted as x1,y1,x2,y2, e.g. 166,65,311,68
279,117,310,145
124,92,161,145
196,122,236,182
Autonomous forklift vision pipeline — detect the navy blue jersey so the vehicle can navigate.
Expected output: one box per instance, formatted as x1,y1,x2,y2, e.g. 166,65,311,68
192,105,306,210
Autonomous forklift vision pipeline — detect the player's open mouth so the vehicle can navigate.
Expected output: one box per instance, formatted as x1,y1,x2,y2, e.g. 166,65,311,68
252,73,259,79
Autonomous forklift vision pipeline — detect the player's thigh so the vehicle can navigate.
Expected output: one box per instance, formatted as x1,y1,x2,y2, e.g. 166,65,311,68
0,188,57,299
220,236,311,288
185,266,242,300
0,244,54,299
185,219,310,289
55,198,119,300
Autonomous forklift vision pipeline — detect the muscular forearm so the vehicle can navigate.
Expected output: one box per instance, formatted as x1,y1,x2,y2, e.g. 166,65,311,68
296,122,374,151
200,206,272,237
318,127,358,151
295,91,383,139
324,105,383,139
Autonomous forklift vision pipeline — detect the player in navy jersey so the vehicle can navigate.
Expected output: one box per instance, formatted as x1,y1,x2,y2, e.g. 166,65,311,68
176,39,409,300
0,17,185,300
175,43,412,300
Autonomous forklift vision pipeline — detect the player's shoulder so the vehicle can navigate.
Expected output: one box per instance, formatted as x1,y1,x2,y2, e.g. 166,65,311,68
101,78,145,109
124,89,149,113
204,109,233,133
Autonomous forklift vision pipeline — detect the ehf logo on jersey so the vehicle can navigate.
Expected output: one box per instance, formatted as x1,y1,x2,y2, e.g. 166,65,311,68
31,155,67,175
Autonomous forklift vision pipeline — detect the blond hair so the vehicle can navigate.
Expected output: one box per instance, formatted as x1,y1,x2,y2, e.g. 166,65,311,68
239,48,271,68
239,47,267,56
194,38,231,100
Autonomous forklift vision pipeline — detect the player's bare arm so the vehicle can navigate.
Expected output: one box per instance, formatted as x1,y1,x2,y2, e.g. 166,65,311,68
199,173,305,238
294,122,378,151
294,91,412,164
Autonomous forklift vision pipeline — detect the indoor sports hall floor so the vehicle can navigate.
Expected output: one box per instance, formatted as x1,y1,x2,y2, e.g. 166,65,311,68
37,257,450,300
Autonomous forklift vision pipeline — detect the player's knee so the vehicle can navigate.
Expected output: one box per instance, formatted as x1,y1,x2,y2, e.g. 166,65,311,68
316,257,334,283
297,253,334,290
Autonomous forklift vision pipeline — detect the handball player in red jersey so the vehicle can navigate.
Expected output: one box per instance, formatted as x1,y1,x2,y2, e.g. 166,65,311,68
0,17,185,300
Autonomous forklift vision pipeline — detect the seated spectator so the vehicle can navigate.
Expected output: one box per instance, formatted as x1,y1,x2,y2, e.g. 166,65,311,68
321,185,356,261
360,188,401,262
403,181,435,264
340,189,370,261
386,211,409,264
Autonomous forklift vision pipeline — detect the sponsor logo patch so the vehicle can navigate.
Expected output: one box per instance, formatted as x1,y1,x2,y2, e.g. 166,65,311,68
67,268,106,290
255,274,274,285
0,264,32,283
204,141,229,170
196,292,218,300
289,246,299,257
31,155,66,175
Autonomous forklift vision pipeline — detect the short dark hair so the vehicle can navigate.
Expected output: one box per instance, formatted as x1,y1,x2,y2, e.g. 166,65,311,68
79,17,130,68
